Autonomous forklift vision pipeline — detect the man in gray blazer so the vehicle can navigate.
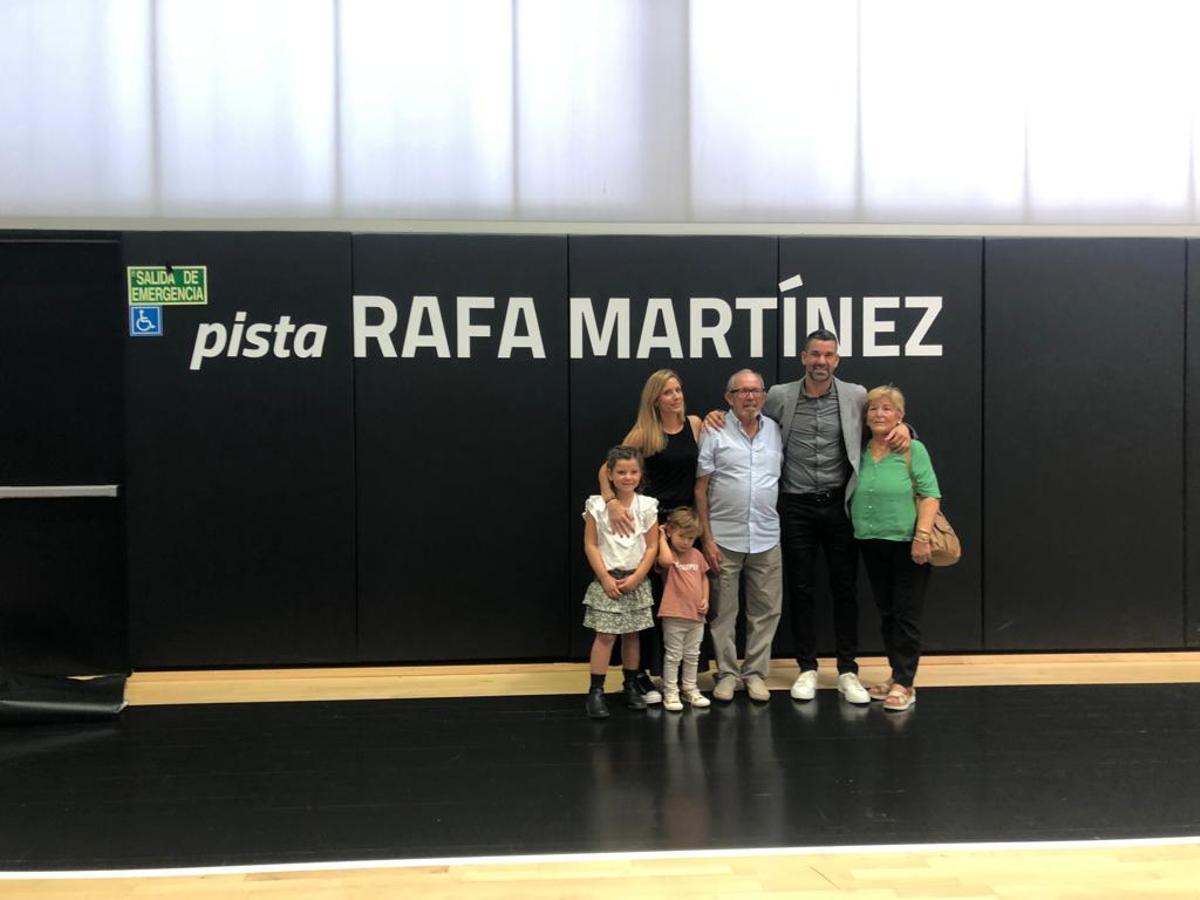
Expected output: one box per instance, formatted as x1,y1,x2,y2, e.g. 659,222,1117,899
769,329,908,704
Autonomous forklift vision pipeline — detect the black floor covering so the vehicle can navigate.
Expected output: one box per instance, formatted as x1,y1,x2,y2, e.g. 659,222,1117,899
3,684,1198,871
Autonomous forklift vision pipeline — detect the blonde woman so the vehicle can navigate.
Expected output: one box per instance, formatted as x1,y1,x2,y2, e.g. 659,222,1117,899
851,385,941,712
598,370,704,703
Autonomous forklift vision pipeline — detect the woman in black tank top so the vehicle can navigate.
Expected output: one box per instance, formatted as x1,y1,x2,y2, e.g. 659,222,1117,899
596,370,705,700
644,421,699,518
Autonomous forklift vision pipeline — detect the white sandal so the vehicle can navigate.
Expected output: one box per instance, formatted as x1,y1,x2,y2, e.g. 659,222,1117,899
883,684,915,711
868,679,894,701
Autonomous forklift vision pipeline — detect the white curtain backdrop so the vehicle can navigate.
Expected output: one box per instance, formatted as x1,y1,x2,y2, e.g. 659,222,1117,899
1,0,1197,224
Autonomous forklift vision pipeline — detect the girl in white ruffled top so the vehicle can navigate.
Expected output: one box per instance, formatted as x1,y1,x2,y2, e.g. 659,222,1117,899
582,445,659,719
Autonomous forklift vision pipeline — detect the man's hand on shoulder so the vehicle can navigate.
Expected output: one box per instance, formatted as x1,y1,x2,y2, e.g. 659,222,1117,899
885,422,912,452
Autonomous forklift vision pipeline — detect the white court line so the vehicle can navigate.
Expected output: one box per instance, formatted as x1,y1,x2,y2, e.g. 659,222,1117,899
4,835,1199,880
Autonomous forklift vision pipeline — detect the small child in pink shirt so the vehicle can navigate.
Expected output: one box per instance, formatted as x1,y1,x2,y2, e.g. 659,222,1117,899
655,507,711,712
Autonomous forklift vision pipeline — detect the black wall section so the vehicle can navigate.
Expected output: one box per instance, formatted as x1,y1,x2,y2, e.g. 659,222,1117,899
567,236,779,658
353,235,569,662
0,240,127,673
123,233,356,666
1189,241,1200,647
4,232,1198,667
984,239,1185,649
778,238,984,654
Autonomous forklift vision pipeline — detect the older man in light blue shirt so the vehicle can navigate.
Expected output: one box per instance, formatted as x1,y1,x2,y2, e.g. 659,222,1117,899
695,368,784,702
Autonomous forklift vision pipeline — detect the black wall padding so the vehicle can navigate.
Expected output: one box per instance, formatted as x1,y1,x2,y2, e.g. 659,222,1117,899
1188,240,1200,647
778,237,984,654
0,240,127,674
984,239,1185,649
123,233,357,666
5,231,1198,669
567,236,779,657
353,235,570,662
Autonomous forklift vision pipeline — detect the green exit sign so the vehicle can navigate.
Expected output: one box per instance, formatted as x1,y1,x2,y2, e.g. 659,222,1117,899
127,266,208,305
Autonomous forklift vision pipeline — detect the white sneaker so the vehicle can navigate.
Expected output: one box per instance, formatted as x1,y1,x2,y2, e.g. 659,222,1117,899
662,688,683,712
790,670,818,701
635,673,662,705
682,689,710,708
837,672,870,705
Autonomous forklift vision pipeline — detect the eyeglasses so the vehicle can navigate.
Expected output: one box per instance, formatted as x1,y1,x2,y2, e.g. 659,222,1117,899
729,388,765,397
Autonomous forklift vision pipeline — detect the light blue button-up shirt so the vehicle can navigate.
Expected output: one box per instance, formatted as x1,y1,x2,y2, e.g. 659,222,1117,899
696,411,783,554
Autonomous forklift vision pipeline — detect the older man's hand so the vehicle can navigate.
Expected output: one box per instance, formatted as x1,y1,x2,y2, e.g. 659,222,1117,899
702,409,726,432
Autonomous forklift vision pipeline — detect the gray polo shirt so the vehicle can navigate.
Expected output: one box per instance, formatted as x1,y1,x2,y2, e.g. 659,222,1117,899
782,380,851,494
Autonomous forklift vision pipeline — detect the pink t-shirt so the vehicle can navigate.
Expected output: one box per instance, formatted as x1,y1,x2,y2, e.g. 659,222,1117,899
657,547,710,623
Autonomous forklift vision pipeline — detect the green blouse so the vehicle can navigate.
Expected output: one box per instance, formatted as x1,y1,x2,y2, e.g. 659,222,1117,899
851,440,942,542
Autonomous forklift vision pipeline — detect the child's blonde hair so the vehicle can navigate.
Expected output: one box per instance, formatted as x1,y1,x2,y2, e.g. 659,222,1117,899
664,506,701,537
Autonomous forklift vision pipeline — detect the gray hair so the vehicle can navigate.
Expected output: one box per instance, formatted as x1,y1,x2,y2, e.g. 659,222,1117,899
725,368,765,393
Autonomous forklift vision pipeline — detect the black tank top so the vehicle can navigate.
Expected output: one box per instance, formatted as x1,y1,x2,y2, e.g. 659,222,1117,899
644,422,699,516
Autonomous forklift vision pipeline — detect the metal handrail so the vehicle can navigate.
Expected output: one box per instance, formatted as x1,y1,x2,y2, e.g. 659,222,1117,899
0,485,120,499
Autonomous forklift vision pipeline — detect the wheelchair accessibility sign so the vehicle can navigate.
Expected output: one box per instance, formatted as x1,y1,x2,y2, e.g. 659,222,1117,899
130,306,164,337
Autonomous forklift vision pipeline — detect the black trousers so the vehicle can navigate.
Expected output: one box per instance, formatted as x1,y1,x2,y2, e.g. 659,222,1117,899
857,539,931,688
779,493,859,674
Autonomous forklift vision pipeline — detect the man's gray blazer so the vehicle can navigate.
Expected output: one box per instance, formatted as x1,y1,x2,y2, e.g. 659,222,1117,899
763,376,867,514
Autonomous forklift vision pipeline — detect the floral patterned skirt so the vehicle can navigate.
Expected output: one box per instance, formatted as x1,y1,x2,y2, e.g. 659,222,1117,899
582,568,654,635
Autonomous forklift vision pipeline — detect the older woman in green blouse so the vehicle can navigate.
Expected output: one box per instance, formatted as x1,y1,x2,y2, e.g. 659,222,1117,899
850,385,941,712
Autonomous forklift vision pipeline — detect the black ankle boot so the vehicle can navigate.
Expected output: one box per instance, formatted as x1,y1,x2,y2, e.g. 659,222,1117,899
586,687,610,719
623,679,647,710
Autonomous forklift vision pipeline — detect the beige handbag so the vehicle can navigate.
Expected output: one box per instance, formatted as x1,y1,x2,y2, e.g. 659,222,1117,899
905,449,961,567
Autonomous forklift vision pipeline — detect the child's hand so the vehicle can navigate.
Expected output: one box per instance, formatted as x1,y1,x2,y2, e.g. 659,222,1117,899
615,574,641,594
601,574,621,599
698,599,709,615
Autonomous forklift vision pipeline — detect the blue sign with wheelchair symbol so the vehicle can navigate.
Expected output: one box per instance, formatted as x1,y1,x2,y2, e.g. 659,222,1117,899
130,305,163,337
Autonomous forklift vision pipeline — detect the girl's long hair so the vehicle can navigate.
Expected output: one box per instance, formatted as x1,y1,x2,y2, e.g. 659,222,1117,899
624,369,684,458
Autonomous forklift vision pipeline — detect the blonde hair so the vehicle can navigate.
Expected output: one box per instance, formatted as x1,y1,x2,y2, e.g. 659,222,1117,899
664,506,701,536
864,384,906,418
623,369,685,458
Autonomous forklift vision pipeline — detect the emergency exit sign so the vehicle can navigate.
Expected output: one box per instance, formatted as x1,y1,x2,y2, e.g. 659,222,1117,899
127,266,208,305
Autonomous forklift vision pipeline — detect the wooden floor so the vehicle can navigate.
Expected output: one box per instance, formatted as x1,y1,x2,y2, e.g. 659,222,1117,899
7,841,1200,898
125,650,1200,706
9,652,1200,899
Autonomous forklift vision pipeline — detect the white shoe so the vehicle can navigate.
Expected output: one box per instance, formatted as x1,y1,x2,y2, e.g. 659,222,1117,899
682,689,710,708
790,670,818,701
837,672,870,705
662,688,683,712
635,673,662,705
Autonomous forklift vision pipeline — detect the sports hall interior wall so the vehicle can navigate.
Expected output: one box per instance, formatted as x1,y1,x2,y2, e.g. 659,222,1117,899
0,232,1194,673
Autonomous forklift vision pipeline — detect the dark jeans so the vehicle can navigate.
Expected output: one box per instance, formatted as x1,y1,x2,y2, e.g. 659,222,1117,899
858,539,931,688
779,492,859,674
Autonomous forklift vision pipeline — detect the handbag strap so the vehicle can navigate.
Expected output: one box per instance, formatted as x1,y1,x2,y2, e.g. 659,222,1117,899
904,447,927,528
904,447,917,499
